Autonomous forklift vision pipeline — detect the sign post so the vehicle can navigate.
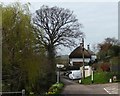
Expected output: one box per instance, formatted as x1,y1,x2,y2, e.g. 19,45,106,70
57,71,60,83
56,64,61,83
82,38,85,79
91,67,94,83
22,89,25,96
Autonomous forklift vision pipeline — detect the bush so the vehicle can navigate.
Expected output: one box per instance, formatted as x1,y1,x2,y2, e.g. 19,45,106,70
100,62,110,72
46,83,64,95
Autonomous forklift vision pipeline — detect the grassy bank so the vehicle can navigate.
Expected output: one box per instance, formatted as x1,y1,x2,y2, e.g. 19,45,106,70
81,72,116,84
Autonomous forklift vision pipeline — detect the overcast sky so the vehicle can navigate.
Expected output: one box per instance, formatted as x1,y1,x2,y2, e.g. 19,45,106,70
2,0,118,55
30,2,118,55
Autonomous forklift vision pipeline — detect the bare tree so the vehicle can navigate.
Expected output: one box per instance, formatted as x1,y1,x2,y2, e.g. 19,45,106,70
33,5,83,69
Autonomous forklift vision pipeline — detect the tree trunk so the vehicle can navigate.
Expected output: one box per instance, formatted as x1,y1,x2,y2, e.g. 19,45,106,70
47,44,56,83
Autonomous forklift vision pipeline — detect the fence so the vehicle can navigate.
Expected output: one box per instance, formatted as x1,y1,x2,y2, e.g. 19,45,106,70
0,89,25,96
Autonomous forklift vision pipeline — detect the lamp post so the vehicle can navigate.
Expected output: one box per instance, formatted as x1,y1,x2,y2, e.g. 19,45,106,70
82,38,85,79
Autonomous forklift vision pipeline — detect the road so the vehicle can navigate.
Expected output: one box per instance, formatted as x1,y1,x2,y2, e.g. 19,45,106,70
60,76,119,95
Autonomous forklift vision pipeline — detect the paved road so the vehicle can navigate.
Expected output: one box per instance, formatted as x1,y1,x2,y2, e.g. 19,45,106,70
61,76,119,95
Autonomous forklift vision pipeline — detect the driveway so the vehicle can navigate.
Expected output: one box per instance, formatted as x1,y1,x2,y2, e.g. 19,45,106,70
60,76,119,95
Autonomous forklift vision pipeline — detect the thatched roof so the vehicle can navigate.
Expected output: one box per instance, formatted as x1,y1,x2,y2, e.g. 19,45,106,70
69,46,91,58
88,50,95,55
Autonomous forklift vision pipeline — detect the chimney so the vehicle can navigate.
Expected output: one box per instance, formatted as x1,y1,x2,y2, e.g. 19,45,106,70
87,45,90,50
80,38,84,48
80,43,83,47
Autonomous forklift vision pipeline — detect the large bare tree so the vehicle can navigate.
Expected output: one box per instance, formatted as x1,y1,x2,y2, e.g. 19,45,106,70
33,5,83,69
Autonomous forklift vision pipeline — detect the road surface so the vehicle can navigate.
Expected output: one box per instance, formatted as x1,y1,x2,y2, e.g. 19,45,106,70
61,76,119,95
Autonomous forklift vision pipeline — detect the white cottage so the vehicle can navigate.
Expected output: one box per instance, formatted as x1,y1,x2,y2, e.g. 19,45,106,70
69,44,96,77
69,44,91,66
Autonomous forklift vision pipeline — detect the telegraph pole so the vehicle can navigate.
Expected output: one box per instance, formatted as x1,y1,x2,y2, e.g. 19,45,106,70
82,38,85,79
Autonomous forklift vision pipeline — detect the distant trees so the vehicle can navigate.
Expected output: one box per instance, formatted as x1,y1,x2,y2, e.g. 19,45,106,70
108,45,120,57
96,37,120,73
97,37,120,60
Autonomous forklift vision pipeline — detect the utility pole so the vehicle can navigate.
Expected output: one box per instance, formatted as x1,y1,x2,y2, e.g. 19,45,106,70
82,38,85,79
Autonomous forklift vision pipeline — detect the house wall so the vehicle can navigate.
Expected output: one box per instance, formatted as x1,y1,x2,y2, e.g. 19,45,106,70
80,66,92,78
91,55,97,61
70,58,91,66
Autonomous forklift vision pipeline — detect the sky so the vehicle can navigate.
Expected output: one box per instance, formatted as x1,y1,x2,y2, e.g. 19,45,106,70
1,0,119,55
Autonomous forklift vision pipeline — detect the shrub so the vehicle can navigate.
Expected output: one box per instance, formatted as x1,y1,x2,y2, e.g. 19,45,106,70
46,83,64,95
100,62,110,72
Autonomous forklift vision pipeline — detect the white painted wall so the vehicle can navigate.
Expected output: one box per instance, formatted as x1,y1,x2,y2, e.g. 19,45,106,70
91,55,97,61
80,66,92,78
70,58,91,66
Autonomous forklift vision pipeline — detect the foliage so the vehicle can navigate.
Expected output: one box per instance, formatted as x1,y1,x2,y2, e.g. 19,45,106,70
100,62,110,72
46,83,64,95
97,43,112,60
110,57,119,74
2,2,34,91
96,37,120,82
110,57,119,65
97,37,119,61
2,2,52,94
108,45,120,57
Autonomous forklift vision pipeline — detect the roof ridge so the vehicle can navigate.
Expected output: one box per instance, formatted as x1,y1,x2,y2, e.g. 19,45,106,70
69,46,91,58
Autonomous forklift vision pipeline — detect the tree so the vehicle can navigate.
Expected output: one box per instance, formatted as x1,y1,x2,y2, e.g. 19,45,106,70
2,2,47,92
97,37,120,60
2,2,55,93
96,37,120,81
2,2,34,91
108,45,120,57
33,5,83,73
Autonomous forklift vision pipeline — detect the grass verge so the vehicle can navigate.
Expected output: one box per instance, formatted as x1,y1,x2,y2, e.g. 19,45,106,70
81,72,115,84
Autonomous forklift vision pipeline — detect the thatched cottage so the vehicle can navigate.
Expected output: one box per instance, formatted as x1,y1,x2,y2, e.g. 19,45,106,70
69,44,97,77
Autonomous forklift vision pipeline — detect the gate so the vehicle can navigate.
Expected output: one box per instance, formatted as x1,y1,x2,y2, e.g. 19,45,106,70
0,89,25,96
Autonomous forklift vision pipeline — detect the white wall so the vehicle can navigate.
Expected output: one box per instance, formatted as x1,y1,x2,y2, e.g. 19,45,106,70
80,66,92,78
91,55,97,61
70,58,91,66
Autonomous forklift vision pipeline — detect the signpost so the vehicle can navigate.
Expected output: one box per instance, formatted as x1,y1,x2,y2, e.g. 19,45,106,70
57,71,60,83
91,67,94,83
22,89,25,96
56,64,62,83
